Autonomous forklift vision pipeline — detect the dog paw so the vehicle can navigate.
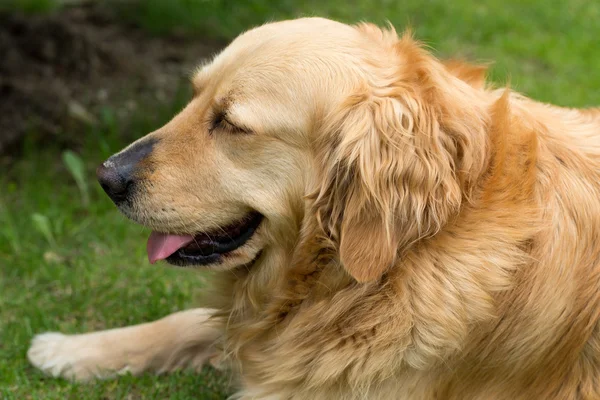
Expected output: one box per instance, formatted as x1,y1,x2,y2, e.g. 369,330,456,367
27,332,118,381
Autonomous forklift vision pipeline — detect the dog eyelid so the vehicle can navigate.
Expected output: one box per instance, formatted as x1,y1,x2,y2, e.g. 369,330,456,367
210,111,251,134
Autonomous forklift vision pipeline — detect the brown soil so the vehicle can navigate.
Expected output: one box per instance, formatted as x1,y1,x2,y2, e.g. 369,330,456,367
0,2,223,153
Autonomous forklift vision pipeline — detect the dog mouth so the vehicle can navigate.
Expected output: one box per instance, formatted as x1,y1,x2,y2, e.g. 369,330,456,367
146,211,264,267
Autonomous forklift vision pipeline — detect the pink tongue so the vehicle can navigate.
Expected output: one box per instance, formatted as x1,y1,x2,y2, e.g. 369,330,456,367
147,232,195,264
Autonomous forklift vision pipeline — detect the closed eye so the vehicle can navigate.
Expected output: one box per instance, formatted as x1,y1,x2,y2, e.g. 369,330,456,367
210,112,250,134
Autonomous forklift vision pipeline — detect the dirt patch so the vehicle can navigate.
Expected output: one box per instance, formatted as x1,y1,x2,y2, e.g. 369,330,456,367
0,2,224,153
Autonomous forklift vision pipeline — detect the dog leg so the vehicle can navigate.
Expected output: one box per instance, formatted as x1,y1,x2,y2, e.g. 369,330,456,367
27,308,221,381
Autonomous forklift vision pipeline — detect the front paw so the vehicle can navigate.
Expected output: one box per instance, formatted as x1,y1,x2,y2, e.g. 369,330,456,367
27,332,122,381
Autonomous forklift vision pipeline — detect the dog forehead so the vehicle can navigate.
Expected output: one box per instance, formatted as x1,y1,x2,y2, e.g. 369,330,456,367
230,17,358,53
197,18,364,83
189,18,382,135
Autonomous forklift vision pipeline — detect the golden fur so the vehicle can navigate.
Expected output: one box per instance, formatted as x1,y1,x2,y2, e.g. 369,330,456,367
28,18,600,399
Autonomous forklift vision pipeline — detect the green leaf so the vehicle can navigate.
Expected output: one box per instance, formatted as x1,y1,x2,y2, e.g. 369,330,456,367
31,213,56,247
62,150,90,207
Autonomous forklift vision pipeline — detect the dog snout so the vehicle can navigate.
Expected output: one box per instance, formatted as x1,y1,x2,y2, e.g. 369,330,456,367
97,138,156,204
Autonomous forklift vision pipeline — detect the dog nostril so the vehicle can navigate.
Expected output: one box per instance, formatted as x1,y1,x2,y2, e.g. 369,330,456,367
97,138,155,204
96,163,130,202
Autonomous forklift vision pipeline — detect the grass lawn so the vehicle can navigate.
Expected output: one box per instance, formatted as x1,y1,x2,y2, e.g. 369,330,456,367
1,0,598,398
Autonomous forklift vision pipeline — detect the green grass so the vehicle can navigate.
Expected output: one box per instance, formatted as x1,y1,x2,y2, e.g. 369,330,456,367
0,0,58,13
1,0,598,398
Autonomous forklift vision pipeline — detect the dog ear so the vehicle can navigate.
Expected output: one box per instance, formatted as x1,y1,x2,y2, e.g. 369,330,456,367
313,91,460,282
442,59,489,90
311,34,487,283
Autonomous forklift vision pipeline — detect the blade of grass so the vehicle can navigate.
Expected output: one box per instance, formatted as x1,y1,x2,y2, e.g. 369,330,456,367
62,150,90,208
31,213,56,247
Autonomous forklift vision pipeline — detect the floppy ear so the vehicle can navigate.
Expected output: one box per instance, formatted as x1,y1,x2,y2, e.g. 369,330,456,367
312,89,462,282
311,33,488,283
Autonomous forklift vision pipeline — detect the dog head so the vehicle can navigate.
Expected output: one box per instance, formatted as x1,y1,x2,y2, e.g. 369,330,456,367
97,18,488,280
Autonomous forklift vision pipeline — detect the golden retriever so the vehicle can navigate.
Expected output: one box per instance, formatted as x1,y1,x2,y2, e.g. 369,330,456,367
28,18,600,399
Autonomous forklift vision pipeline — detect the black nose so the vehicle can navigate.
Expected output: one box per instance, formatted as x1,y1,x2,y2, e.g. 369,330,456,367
97,138,156,204
96,162,130,202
